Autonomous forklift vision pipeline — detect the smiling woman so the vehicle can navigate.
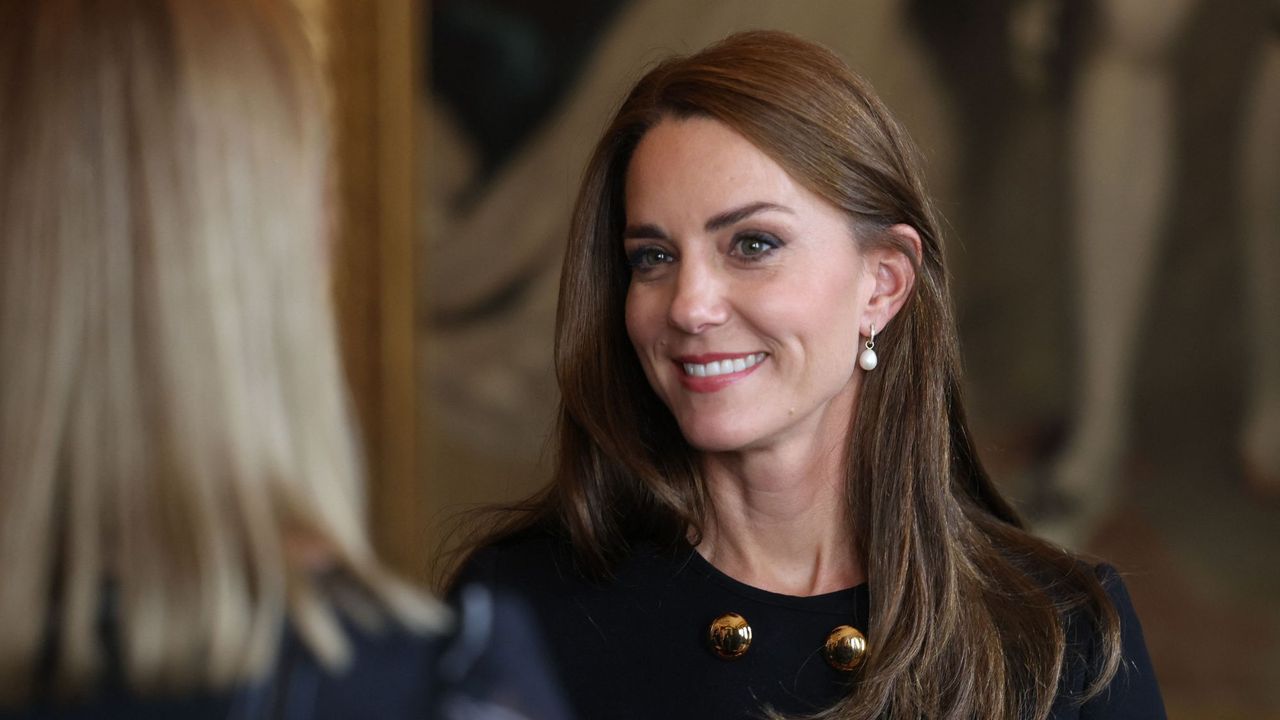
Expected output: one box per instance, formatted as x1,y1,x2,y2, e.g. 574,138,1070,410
622,117,912,463
451,30,1164,720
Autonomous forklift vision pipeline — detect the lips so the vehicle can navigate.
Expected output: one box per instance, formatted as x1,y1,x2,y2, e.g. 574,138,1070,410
679,352,767,377
672,352,768,392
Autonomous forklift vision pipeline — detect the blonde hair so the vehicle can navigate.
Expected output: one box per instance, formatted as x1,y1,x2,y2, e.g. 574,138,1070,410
0,0,443,701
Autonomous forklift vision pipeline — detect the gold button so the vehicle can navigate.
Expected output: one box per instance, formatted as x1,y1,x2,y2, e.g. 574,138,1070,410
823,625,867,671
708,612,752,659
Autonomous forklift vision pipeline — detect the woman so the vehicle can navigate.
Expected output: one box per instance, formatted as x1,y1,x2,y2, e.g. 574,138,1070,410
454,30,1163,719
0,2,565,718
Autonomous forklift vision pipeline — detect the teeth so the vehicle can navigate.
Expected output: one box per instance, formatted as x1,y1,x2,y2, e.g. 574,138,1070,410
682,353,766,378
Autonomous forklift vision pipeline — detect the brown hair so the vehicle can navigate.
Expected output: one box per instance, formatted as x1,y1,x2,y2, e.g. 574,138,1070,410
0,0,442,703
466,30,1120,719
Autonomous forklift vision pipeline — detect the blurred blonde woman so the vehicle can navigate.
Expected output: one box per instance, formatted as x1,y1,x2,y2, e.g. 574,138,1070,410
0,0,465,716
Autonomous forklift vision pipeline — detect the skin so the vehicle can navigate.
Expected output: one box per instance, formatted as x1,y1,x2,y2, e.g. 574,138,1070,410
623,117,918,596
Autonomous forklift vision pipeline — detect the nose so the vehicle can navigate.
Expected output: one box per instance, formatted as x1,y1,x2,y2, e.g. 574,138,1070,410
667,258,729,334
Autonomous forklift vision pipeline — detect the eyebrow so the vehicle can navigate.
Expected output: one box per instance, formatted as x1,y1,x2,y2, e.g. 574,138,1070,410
622,223,670,241
622,201,793,241
704,201,792,232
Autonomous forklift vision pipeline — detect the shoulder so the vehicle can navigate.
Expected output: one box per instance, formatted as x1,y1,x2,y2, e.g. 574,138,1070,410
438,584,575,720
299,618,446,718
1052,563,1166,720
450,524,585,596
443,528,581,720
2,622,447,720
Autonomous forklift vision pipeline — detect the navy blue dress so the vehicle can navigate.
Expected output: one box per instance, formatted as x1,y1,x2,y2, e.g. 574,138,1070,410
3,585,573,720
458,528,1166,719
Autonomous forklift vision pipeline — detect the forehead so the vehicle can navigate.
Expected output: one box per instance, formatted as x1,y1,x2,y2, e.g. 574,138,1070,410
624,117,813,221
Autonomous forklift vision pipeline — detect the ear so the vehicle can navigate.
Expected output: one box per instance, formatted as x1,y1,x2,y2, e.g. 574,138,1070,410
860,224,921,336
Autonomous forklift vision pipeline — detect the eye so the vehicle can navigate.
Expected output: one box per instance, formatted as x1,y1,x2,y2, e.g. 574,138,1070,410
731,232,781,259
627,245,675,270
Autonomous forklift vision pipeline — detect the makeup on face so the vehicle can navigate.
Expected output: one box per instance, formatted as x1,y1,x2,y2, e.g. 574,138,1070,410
674,352,769,392
622,116,872,454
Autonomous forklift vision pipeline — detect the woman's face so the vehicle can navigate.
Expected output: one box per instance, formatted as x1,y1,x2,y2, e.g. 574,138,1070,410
623,117,878,454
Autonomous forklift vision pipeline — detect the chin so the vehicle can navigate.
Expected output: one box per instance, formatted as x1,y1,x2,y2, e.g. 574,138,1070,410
675,416,763,454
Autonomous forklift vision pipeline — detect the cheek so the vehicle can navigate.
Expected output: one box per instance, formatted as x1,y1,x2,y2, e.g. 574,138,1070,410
757,269,860,327
770,271,865,363
624,286,661,357
623,288,644,347
624,289,674,399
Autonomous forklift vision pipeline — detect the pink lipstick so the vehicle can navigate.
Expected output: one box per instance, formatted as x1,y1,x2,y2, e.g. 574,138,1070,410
672,352,767,393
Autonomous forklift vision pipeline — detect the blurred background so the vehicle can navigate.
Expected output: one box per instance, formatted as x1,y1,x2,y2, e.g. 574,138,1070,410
393,0,1280,717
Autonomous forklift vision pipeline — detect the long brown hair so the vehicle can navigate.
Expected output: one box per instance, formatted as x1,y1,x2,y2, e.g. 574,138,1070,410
0,0,443,703
467,30,1120,719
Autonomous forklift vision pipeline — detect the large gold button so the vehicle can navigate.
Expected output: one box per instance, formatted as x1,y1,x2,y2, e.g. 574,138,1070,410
823,625,867,671
708,612,752,659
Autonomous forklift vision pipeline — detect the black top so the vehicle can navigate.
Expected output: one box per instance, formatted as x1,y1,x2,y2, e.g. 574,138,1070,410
457,528,1166,719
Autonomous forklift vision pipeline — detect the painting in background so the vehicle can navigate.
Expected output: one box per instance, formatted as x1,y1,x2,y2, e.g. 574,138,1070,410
421,1,1280,716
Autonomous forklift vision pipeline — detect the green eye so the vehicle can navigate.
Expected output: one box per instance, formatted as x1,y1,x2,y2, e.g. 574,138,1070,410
644,248,670,264
628,246,674,269
733,233,780,258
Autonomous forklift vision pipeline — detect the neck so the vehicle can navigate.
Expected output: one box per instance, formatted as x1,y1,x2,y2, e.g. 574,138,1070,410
695,428,864,596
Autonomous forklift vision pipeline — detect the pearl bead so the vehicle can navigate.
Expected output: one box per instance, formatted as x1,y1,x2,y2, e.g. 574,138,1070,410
858,348,878,371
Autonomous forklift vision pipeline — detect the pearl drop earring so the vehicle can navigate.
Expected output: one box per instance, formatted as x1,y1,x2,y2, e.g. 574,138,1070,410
859,324,878,371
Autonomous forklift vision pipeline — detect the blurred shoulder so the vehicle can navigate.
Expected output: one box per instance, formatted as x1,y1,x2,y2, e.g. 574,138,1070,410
1,618,449,720
292,616,447,719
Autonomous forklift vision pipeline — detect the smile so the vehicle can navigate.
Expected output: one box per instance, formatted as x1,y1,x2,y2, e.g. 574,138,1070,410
672,352,768,393
680,352,767,377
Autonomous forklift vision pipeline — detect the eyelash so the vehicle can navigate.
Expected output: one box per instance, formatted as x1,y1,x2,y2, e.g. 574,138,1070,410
730,231,782,259
625,231,784,273
626,246,675,271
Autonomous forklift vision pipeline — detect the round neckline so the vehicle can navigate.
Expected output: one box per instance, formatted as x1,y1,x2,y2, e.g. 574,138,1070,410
679,544,869,614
